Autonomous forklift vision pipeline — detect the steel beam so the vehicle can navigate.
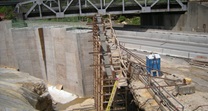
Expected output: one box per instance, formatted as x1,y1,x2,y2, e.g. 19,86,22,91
16,0,187,19
63,0,73,13
25,3,37,18
42,3,56,14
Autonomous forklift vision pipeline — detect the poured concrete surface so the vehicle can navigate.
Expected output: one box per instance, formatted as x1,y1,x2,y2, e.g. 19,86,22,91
11,28,47,80
76,32,93,96
0,21,93,97
43,27,67,88
0,21,18,69
140,2,208,32
43,27,93,97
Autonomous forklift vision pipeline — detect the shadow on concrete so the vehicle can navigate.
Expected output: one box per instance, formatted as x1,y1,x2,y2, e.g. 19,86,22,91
113,25,148,32
114,11,186,32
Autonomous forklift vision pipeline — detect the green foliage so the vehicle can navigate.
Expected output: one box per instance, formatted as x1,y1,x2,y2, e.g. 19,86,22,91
87,18,93,23
129,17,140,25
39,16,88,22
12,19,28,28
0,6,15,19
115,15,140,25
118,15,126,23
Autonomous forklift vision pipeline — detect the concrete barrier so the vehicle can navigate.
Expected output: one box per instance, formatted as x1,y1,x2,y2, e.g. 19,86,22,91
121,42,208,59
116,30,208,44
116,29,208,60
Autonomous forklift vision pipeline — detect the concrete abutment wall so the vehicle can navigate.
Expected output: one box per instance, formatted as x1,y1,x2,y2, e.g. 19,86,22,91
0,21,93,97
11,28,47,80
141,2,208,32
0,21,18,68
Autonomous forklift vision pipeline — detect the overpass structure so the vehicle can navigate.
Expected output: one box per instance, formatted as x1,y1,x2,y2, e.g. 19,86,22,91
14,0,187,19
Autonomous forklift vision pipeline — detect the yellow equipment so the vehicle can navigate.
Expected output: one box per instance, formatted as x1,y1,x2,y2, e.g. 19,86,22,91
106,80,118,111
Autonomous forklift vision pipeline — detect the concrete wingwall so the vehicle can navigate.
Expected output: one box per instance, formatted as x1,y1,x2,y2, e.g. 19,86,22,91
184,2,208,32
11,28,47,80
0,21,18,68
0,21,93,97
43,27,93,97
76,32,94,96
141,2,208,32
43,28,93,97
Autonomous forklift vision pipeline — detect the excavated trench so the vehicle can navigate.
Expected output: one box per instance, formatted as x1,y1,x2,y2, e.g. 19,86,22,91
126,89,142,111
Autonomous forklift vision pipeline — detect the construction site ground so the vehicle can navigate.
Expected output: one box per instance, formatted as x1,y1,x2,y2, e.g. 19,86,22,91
11,21,208,111
27,21,208,111
53,49,208,111
131,49,208,111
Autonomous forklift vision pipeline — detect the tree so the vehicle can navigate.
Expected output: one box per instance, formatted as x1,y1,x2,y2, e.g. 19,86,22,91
0,6,15,19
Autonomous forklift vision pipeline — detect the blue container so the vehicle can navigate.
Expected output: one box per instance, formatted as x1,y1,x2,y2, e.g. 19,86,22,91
146,54,161,76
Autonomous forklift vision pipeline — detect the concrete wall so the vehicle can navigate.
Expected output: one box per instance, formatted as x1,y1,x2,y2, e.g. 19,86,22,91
43,28,93,97
65,31,84,96
0,21,18,68
141,2,208,32
11,28,47,80
184,2,208,32
43,27,67,87
0,21,93,97
0,21,47,80
76,32,93,96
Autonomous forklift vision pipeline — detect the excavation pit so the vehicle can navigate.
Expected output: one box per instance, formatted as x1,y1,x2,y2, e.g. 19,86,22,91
1,19,208,111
